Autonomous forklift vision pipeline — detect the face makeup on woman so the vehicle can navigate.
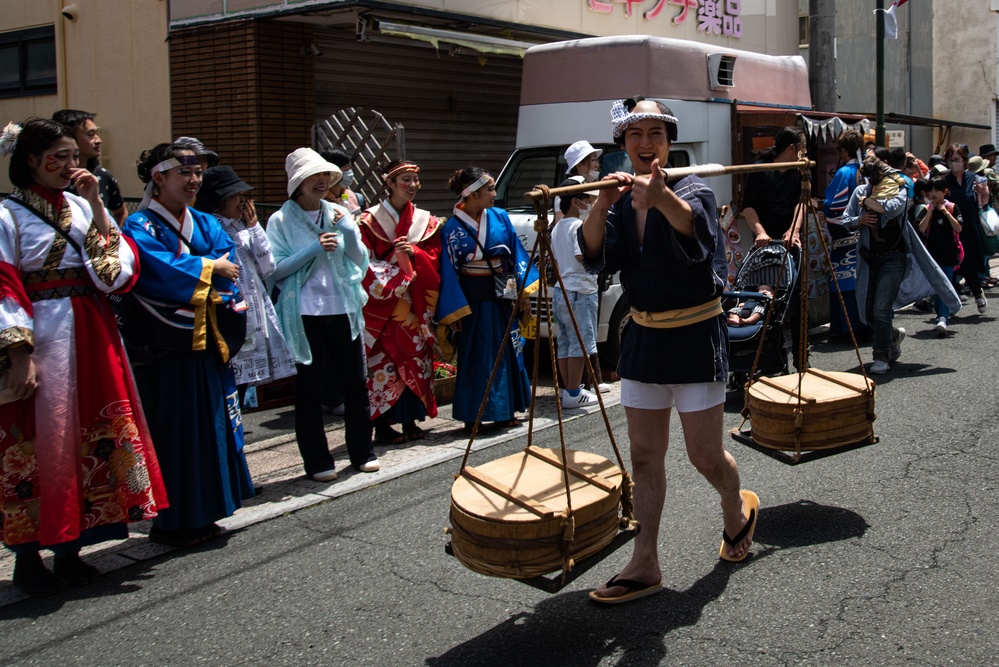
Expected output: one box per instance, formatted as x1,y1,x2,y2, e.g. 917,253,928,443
0,119,166,594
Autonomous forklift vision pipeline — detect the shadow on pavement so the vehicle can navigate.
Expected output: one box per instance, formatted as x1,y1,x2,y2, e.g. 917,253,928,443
0,533,238,620
425,501,867,667
753,499,867,549
843,362,956,385
426,559,741,667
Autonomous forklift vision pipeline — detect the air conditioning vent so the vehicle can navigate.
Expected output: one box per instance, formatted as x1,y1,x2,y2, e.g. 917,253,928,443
707,53,736,90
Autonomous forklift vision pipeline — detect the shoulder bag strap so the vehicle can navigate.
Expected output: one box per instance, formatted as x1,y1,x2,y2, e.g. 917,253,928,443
6,195,84,258
144,209,196,254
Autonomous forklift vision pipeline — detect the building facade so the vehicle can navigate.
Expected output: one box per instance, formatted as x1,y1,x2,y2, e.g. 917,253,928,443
7,1,996,210
805,0,998,160
2,0,800,210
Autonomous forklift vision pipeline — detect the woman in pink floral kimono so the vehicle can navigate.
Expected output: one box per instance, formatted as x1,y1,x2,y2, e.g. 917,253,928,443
357,161,442,444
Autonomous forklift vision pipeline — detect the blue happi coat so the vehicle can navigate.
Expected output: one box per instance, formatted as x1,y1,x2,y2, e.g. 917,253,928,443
122,202,254,532
437,206,539,424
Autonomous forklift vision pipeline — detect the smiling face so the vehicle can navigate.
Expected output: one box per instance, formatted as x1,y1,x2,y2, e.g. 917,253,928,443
387,170,420,206
27,137,79,191
219,192,249,219
73,119,101,161
299,172,331,200
153,150,203,209
623,117,671,176
467,177,497,210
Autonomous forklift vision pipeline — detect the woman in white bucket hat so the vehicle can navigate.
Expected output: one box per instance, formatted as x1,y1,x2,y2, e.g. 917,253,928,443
266,148,379,482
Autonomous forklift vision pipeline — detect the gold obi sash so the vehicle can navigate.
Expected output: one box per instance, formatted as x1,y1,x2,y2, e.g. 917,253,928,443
459,257,505,277
628,297,723,329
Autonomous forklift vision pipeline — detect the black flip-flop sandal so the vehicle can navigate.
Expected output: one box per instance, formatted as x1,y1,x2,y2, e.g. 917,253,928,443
588,574,663,605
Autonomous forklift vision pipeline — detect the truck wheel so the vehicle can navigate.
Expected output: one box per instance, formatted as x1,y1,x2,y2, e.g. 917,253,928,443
598,300,628,370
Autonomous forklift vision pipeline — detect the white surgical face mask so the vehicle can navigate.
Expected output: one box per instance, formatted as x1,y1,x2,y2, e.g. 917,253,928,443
587,169,600,182
341,169,355,188
577,204,591,221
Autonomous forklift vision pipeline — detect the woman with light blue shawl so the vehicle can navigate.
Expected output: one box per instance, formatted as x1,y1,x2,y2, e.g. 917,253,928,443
266,148,378,482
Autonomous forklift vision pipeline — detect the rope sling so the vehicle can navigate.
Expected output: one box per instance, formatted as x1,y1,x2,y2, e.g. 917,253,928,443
446,182,637,589
731,156,878,464
446,157,878,590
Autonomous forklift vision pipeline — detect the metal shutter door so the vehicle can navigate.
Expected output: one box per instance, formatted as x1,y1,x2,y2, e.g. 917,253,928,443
314,28,523,217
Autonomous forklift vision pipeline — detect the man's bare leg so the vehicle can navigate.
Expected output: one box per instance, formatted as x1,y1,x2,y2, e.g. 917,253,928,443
592,406,670,598
678,405,752,560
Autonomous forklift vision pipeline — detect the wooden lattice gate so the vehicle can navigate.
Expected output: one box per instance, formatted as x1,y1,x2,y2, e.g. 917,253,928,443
312,107,405,208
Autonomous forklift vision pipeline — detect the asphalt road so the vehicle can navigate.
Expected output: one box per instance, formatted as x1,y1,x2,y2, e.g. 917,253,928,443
2,303,998,666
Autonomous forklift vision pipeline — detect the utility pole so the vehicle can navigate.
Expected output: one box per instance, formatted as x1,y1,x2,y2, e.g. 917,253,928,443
875,0,886,146
809,0,837,111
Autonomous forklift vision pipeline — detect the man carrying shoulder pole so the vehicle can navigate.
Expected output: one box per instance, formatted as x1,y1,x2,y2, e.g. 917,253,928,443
579,97,758,605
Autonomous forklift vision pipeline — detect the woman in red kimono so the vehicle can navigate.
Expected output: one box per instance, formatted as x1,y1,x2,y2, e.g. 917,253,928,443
0,119,166,596
357,161,442,443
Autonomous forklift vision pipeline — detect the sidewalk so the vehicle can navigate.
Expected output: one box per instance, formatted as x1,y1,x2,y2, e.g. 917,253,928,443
0,383,621,608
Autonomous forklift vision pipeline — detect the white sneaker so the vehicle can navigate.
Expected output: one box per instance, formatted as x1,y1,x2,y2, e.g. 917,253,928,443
870,360,890,374
976,295,987,314
888,327,905,362
596,382,612,393
310,469,338,482
561,387,598,409
357,458,380,473
934,317,947,337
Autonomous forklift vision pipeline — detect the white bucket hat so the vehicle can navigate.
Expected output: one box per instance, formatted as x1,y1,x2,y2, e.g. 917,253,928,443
285,147,342,198
564,140,603,176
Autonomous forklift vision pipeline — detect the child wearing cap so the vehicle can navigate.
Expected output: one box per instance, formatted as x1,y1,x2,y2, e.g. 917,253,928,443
551,180,600,409
554,140,603,223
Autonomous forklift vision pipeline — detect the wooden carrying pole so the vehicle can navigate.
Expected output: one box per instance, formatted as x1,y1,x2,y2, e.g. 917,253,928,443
524,159,816,202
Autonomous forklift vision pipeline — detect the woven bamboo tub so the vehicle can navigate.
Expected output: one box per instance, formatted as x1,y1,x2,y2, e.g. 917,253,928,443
746,368,876,451
449,446,623,579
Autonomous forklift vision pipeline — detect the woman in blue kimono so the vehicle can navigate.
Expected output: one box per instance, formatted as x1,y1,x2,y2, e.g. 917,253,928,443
122,143,254,548
437,167,539,430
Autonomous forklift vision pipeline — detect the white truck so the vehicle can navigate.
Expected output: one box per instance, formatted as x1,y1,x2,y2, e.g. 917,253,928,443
493,35,840,367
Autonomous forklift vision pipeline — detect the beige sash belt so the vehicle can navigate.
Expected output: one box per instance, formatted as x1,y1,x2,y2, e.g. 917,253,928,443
459,258,505,277
629,297,723,329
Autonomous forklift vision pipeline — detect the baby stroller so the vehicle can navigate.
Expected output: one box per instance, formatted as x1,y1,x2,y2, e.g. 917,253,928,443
723,242,798,388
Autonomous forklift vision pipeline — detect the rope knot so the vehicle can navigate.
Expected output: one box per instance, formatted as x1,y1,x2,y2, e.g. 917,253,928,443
533,184,551,232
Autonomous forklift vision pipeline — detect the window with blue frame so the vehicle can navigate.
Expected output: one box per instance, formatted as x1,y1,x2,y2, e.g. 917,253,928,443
0,26,57,99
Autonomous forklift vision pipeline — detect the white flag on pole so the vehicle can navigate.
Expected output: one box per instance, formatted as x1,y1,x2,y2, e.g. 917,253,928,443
875,0,909,40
